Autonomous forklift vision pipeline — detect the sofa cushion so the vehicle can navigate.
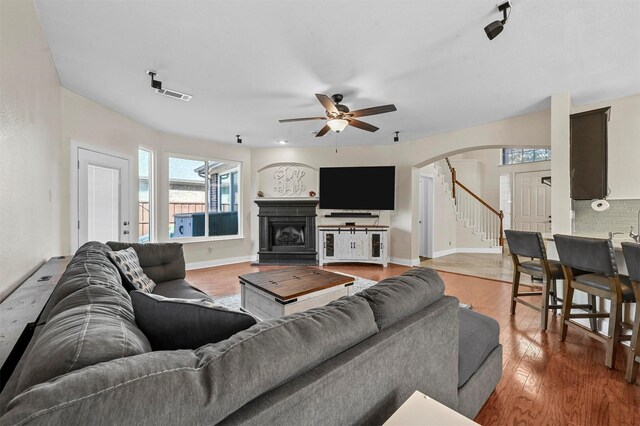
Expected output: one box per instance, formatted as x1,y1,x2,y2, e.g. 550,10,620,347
2,296,378,425
458,307,500,387
107,241,186,284
46,285,135,323
357,267,445,330
16,303,151,394
131,291,258,350
152,279,210,299
108,247,156,293
39,242,125,323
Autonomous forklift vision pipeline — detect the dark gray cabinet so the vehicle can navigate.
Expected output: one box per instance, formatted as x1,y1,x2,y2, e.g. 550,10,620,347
570,107,610,200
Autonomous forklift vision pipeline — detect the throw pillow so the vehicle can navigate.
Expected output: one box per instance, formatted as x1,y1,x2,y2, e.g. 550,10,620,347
108,247,156,293
130,291,258,350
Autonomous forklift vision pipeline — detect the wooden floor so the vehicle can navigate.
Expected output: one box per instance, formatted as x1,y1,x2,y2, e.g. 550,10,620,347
186,262,640,425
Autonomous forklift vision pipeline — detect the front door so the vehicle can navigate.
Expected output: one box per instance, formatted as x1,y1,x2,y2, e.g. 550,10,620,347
513,170,551,232
76,147,131,249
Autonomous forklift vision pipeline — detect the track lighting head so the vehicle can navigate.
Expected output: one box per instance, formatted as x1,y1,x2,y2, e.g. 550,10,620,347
393,131,400,143
236,135,242,144
147,70,162,90
484,1,511,40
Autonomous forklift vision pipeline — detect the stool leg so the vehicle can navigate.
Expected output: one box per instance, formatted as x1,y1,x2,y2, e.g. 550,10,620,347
589,295,598,332
541,277,550,331
511,269,520,315
625,283,640,383
605,297,622,369
551,279,559,315
561,282,575,342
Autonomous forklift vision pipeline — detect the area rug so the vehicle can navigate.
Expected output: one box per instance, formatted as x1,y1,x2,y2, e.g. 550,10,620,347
214,273,376,310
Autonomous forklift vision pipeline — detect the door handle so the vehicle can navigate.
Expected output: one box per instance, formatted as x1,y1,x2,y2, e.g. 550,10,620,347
123,230,130,235
123,221,129,226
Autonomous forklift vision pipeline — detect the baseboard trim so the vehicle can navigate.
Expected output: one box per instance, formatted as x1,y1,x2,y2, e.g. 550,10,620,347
390,257,421,266
186,255,257,270
432,247,502,258
432,248,457,258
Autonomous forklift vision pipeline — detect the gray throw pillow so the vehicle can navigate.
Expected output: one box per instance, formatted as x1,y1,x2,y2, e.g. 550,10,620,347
130,291,258,350
108,247,156,293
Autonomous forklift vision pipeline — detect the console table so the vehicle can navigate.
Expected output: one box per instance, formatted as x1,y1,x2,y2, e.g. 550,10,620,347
318,225,388,267
0,256,71,389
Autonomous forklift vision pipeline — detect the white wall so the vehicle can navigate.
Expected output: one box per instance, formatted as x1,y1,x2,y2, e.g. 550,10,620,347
0,0,63,300
419,165,457,255
60,89,253,267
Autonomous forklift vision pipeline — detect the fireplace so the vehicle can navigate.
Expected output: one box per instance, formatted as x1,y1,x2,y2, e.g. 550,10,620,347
255,199,318,265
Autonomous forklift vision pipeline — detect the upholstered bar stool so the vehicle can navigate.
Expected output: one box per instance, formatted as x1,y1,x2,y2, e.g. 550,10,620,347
622,242,640,383
555,235,636,369
505,230,566,331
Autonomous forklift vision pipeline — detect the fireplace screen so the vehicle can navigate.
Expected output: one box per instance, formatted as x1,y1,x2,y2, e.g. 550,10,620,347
273,225,305,246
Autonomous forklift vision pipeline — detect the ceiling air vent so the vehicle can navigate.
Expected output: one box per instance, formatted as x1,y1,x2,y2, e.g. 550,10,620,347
155,88,192,102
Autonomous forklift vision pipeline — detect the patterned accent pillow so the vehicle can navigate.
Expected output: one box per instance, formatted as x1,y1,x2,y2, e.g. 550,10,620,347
108,247,156,293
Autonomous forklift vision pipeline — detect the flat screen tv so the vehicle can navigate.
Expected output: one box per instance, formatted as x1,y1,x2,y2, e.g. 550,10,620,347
319,166,395,210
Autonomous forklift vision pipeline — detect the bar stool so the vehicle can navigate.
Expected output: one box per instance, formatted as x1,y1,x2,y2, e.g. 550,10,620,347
505,230,566,331
622,242,640,383
555,235,636,369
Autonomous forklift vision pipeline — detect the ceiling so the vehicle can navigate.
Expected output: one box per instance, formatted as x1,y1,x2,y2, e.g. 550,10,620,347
35,0,640,147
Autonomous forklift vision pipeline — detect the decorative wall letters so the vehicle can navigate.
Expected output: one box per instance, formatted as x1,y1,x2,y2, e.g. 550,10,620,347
273,165,305,196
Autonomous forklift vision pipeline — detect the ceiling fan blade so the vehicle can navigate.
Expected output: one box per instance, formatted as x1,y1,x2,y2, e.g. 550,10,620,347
315,124,331,137
348,119,379,132
349,104,397,118
279,117,326,123
316,94,339,114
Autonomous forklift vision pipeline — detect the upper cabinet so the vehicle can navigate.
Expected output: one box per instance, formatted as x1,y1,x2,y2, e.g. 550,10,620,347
570,107,611,200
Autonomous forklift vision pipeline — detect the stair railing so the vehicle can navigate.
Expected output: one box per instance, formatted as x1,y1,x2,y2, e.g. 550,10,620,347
439,158,504,247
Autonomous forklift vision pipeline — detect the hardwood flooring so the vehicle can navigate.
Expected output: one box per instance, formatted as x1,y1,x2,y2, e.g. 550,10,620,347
186,262,640,425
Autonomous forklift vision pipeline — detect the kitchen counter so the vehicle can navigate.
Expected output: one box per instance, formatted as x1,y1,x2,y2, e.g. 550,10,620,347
542,232,636,251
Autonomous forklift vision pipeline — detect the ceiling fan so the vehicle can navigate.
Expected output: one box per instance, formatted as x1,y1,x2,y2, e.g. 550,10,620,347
279,94,397,137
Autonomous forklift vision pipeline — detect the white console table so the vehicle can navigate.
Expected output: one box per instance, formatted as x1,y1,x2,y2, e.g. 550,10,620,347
318,225,388,267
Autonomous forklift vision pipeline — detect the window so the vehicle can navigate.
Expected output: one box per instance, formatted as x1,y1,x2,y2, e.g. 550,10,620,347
138,148,153,243
168,156,240,240
502,148,551,165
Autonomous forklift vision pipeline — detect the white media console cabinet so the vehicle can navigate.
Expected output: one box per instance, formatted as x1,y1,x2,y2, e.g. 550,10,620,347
318,225,388,267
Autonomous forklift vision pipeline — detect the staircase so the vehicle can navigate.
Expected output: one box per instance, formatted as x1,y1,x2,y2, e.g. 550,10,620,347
433,159,504,248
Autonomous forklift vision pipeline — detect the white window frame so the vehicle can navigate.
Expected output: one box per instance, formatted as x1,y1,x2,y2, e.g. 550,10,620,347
167,153,243,243
501,148,551,166
138,146,155,243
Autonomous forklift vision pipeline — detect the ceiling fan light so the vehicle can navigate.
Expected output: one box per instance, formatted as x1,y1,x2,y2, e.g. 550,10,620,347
327,118,349,133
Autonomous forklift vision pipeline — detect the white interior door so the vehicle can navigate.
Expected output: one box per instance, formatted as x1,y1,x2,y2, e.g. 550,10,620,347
513,170,551,232
77,148,130,248
419,176,434,258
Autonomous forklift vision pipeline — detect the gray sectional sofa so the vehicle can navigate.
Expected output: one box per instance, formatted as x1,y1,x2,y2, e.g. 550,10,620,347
0,241,502,425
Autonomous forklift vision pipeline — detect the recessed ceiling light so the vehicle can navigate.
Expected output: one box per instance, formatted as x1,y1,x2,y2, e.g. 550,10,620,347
277,140,288,145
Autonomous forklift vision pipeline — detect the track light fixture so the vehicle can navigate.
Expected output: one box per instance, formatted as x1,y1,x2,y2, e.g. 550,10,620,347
146,70,192,101
394,131,400,143
147,70,162,90
236,135,242,144
484,1,511,40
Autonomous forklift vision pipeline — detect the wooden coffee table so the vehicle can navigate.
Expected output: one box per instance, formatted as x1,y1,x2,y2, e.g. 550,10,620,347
239,267,355,319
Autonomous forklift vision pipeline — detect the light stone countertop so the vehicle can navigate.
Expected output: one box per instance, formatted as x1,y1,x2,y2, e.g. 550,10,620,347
542,232,636,250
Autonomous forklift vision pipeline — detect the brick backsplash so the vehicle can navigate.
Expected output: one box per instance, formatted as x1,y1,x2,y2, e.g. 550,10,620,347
573,199,640,234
